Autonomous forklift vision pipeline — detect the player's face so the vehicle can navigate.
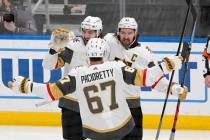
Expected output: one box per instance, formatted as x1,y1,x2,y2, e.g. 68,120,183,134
82,29,97,44
119,28,136,49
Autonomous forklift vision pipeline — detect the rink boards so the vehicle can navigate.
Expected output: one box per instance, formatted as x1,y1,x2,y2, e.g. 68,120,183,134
0,35,209,129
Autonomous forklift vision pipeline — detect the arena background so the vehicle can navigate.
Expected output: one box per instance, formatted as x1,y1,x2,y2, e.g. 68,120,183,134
0,0,210,130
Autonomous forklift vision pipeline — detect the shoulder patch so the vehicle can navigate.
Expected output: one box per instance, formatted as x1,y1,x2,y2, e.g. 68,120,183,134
145,46,152,53
73,38,80,43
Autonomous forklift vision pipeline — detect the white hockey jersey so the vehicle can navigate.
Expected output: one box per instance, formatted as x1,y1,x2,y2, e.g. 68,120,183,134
104,33,169,107
42,36,88,112
31,60,167,140
71,61,135,140
42,36,88,76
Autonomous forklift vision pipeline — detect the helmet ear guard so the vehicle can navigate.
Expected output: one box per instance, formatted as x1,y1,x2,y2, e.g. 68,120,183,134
86,38,107,58
81,16,103,37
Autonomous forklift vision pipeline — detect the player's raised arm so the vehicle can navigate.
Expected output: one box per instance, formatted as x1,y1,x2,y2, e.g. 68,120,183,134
121,56,188,100
42,28,75,70
7,75,76,102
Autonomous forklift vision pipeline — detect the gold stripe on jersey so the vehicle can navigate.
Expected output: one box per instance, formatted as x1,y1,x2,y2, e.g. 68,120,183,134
57,57,65,68
126,95,140,99
64,96,78,102
134,69,144,86
82,115,132,133
48,83,64,100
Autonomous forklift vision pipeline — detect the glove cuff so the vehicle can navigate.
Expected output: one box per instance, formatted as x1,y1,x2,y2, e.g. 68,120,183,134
49,48,57,55
20,78,32,94
170,83,183,97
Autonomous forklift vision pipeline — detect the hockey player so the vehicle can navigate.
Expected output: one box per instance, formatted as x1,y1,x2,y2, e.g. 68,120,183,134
42,16,103,140
104,17,179,140
202,36,210,87
8,38,187,140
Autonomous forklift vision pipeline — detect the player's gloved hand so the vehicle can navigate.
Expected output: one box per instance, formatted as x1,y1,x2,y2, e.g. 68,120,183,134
160,55,183,74
171,83,188,100
48,28,75,52
7,76,32,94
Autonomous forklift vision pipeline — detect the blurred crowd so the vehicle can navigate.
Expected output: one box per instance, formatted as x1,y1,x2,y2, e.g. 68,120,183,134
0,0,37,34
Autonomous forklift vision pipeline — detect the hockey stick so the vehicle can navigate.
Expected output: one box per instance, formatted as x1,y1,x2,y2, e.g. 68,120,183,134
169,16,197,140
169,3,197,140
35,100,52,107
155,0,196,139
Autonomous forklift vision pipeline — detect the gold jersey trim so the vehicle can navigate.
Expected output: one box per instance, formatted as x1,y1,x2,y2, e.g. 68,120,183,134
56,56,65,68
126,96,140,99
49,83,64,100
82,115,132,133
134,69,144,86
63,95,78,102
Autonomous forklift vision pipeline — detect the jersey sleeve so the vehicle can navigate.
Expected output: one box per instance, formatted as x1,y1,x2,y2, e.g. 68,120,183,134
42,47,74,70
139,46,174,93
104,33,115,61
31,75,76,101
122,63,169,89
121,66,144,86
55,75,76,96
